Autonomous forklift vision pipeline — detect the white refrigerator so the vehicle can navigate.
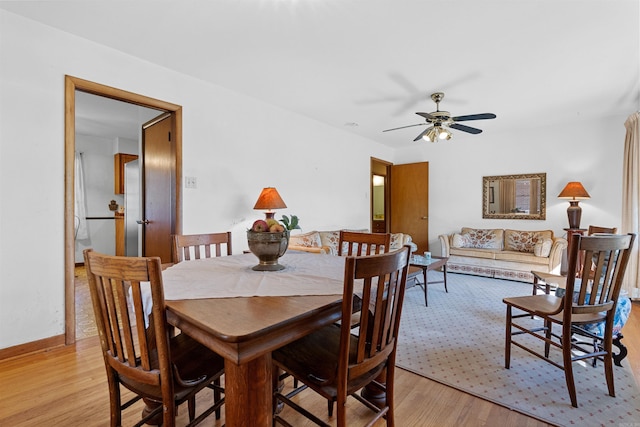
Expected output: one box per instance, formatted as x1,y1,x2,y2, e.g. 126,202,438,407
124,159,141,257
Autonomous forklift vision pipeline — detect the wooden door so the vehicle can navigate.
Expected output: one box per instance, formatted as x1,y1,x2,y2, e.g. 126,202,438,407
142,113,175,263
390,162,429,253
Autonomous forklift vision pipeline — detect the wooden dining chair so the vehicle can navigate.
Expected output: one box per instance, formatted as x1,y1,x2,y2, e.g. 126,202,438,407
582,226,619,278
273,245,412,426
83,249,225,427
337,230,391,256
503,233,635,408
173,231,232,263
533,225,620,294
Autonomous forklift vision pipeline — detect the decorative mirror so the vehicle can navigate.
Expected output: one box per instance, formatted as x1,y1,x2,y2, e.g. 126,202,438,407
483,173,546,220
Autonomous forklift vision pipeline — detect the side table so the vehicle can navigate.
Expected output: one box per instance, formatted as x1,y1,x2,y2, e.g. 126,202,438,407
409,255,448,306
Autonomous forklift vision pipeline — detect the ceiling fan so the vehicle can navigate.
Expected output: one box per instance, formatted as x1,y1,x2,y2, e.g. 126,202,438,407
382,92,496,142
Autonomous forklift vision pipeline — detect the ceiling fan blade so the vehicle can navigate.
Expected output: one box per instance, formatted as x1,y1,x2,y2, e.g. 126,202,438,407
382,123,425,132
413,127,431,141
451,113,496,122
449,123,483,134
416,112,435,120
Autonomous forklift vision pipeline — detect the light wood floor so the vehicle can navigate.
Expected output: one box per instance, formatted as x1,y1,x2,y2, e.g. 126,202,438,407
1,281,638,426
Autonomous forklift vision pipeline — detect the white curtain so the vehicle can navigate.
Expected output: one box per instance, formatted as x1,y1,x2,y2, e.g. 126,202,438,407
74,152,89,240
529,179,540,214
621,112,640,299
499,179,515,213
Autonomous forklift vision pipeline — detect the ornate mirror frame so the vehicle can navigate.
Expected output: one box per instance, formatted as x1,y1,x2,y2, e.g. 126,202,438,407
482,173,546,220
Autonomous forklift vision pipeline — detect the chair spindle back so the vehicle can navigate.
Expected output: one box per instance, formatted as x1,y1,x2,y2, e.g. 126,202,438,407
338,231,391,256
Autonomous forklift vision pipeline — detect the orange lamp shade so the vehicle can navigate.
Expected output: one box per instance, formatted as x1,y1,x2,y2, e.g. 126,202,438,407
557,182,591,200
253,187,287,219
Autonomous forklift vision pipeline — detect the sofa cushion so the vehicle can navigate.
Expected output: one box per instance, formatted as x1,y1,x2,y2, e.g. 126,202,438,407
460,228,503,249
450,247,496,259
288,231,322,248
504,229,553,253
495,250,548,265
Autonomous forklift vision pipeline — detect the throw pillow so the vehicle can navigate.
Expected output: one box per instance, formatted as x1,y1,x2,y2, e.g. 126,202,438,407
533,238,553,257
319,231,341,255
390,233,402,249
452,233,468,248
460,228,503,249
288,231,321,248
505,229,553,253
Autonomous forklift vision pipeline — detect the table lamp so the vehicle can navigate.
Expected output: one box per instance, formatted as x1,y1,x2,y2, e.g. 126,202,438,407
557,181,590,229
253,187,287,219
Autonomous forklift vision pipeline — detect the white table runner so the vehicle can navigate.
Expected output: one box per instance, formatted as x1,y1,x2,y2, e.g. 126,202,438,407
161,252,347,300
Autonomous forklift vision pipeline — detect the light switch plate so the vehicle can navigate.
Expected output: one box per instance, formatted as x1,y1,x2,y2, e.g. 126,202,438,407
185,176,197,188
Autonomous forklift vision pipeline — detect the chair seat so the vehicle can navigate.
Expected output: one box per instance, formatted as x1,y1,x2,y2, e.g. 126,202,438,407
549,312,607,325
119,332,225,401
502,294,563,315
504,294,609,325
169,332,225,382
273,324,384,397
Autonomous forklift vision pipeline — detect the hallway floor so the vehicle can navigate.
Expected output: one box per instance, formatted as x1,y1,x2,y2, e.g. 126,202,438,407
75,266,97,340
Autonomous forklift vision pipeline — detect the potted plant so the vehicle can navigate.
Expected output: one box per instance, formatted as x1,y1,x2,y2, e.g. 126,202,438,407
280,214,301,231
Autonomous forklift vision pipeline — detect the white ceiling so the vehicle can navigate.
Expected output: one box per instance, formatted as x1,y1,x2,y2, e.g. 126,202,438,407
74,92,162,140
2,0,639,147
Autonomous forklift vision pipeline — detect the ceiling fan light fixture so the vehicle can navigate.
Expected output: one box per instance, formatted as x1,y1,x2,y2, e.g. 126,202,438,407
422,126,437,142
438,127,452,140
382,91,497,142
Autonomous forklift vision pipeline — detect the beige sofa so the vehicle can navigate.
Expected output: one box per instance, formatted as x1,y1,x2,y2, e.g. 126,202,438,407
439,227,567,283
289,229,416,255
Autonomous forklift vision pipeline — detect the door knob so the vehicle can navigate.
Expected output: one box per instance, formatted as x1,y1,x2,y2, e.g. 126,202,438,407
136,219,151,225
421,216,428,220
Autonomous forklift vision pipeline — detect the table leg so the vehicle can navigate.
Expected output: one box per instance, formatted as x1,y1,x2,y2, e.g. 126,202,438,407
443,264,448,293
360,369,387,408
141,399,162,425
224,354,273,427
532,275,551,295
423,268,428,307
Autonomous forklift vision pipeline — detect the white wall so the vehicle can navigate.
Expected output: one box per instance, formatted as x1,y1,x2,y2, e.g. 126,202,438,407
0,11,393,349
392,118,626,255
0,10,633,350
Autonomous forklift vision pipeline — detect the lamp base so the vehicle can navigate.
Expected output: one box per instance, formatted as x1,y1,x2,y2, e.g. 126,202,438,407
567,200,582,229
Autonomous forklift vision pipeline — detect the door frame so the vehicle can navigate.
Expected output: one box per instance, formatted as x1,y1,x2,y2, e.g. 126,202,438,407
64,75,183,344
371,157,392,232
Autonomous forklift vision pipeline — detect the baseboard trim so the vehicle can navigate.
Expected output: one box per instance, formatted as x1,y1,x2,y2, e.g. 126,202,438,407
0,334,65,361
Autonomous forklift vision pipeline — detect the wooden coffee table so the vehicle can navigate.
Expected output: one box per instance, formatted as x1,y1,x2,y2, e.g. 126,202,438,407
409,255,448,306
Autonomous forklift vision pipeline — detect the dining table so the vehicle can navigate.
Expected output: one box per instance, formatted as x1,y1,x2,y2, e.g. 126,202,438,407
160,251,351,426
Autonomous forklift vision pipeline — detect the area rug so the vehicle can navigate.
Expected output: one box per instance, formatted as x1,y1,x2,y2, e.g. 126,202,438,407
396,273,640,426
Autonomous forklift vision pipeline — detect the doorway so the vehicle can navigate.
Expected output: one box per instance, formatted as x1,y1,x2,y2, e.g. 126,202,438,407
371,158,430,253
64,76,183,344
371,158,391,233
